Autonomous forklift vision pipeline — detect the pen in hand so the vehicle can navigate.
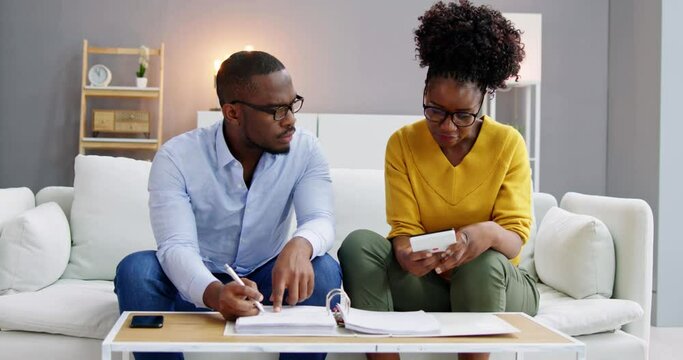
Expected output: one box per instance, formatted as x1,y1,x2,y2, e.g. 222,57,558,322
223,264,265,314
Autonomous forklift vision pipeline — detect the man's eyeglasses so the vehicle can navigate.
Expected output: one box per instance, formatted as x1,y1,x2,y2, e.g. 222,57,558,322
230,95,304,121
423,95,485,128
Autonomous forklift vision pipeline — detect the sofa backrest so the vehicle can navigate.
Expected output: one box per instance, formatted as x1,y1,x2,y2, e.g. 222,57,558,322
318,114,420,170
520,192,556,279
36,168,551,268
35,187,73,222
328,169,390,259
0,187,35,232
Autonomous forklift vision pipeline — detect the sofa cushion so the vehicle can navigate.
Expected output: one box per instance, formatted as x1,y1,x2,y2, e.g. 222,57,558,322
536,284,643,336
330,168,390,259
0,279,118,339
62,155,156,280
0,187,34,232
0,202,71,295
535,206,615,299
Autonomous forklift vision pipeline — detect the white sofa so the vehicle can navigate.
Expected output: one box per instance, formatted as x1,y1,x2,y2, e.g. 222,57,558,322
0,155,653,360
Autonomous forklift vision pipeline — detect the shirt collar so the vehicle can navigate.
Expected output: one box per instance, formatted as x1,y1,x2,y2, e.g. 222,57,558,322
214,119,281,169
215,119,237,168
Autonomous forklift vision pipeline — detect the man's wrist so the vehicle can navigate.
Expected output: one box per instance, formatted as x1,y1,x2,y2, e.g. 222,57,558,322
290,236,313,258
202,281,223,310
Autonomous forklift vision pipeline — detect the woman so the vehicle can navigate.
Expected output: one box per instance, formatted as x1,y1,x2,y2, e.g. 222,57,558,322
338,2,538,360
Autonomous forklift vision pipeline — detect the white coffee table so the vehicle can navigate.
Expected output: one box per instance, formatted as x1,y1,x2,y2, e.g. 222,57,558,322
102,311,585,360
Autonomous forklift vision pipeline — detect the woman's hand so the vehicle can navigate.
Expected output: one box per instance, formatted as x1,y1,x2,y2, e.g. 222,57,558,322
436,229,488,276
392,235,440,277
436,221,524,278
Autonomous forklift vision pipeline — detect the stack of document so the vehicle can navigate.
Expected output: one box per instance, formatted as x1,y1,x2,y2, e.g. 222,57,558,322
231,305,519,337
234,305,441,336
339,307,440,335
235,306,337,335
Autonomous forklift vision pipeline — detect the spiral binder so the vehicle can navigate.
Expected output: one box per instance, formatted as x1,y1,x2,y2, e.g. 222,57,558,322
325,288,351,325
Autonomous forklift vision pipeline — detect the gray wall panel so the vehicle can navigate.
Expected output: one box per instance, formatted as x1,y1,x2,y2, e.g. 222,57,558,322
607,0,662,323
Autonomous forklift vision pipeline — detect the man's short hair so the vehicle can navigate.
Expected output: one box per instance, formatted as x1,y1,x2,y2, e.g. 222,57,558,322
216,51,286,106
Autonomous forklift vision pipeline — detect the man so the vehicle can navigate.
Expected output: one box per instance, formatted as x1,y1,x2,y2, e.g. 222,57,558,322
115,51,341,360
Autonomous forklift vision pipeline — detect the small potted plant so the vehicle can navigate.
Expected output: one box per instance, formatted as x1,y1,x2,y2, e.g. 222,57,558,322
136,45,149,88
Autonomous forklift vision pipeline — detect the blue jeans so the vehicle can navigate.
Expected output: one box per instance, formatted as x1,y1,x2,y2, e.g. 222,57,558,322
115,250,342,360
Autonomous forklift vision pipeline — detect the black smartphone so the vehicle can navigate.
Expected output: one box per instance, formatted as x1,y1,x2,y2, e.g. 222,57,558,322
130,315,164,328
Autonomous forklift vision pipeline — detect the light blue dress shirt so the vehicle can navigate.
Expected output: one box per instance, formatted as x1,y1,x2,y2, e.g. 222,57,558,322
148,120,334,307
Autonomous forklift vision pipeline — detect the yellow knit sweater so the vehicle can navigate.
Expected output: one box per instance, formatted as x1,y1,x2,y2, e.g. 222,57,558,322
385,116,532,265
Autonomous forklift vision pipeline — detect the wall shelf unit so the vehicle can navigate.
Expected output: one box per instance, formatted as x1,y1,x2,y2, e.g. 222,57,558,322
78,39,165,154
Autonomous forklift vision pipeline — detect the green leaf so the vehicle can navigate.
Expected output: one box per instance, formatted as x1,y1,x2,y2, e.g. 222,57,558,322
136,63,146,78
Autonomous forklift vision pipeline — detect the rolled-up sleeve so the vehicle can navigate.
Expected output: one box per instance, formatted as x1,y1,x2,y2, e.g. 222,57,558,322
148,149,217,308
291,138,335,257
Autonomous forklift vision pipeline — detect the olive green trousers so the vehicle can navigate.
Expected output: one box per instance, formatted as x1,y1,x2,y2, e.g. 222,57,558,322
338,229,539,315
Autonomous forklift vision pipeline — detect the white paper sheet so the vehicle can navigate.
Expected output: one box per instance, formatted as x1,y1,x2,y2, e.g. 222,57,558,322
234,305,337,335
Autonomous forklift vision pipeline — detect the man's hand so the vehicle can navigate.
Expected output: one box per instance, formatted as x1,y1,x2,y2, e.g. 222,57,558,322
270,236,314,312
203,279,263,321
392,235,439,277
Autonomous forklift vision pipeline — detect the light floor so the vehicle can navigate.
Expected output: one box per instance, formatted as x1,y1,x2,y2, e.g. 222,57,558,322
650,326,683,359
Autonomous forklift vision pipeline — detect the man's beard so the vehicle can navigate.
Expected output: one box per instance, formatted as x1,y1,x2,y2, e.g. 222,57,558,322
244,127,294,155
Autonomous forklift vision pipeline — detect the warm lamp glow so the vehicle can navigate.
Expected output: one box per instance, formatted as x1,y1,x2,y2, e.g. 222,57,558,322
503,13,541,83
213,59,221,75
211,46,255,90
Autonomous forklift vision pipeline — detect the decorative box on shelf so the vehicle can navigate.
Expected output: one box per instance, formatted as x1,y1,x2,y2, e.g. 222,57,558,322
92,109,150,138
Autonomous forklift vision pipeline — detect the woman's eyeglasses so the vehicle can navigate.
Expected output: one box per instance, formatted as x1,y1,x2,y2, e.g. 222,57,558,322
423,95,485,128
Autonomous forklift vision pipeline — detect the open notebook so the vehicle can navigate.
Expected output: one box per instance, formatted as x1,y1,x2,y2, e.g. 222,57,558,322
227,289,519,337
234,305,337,335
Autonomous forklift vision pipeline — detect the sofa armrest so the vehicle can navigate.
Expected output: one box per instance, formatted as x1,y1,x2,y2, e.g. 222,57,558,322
560,192,653,343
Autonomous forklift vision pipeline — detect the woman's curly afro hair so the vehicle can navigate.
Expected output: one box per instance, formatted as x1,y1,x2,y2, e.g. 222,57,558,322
415,0,525,92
